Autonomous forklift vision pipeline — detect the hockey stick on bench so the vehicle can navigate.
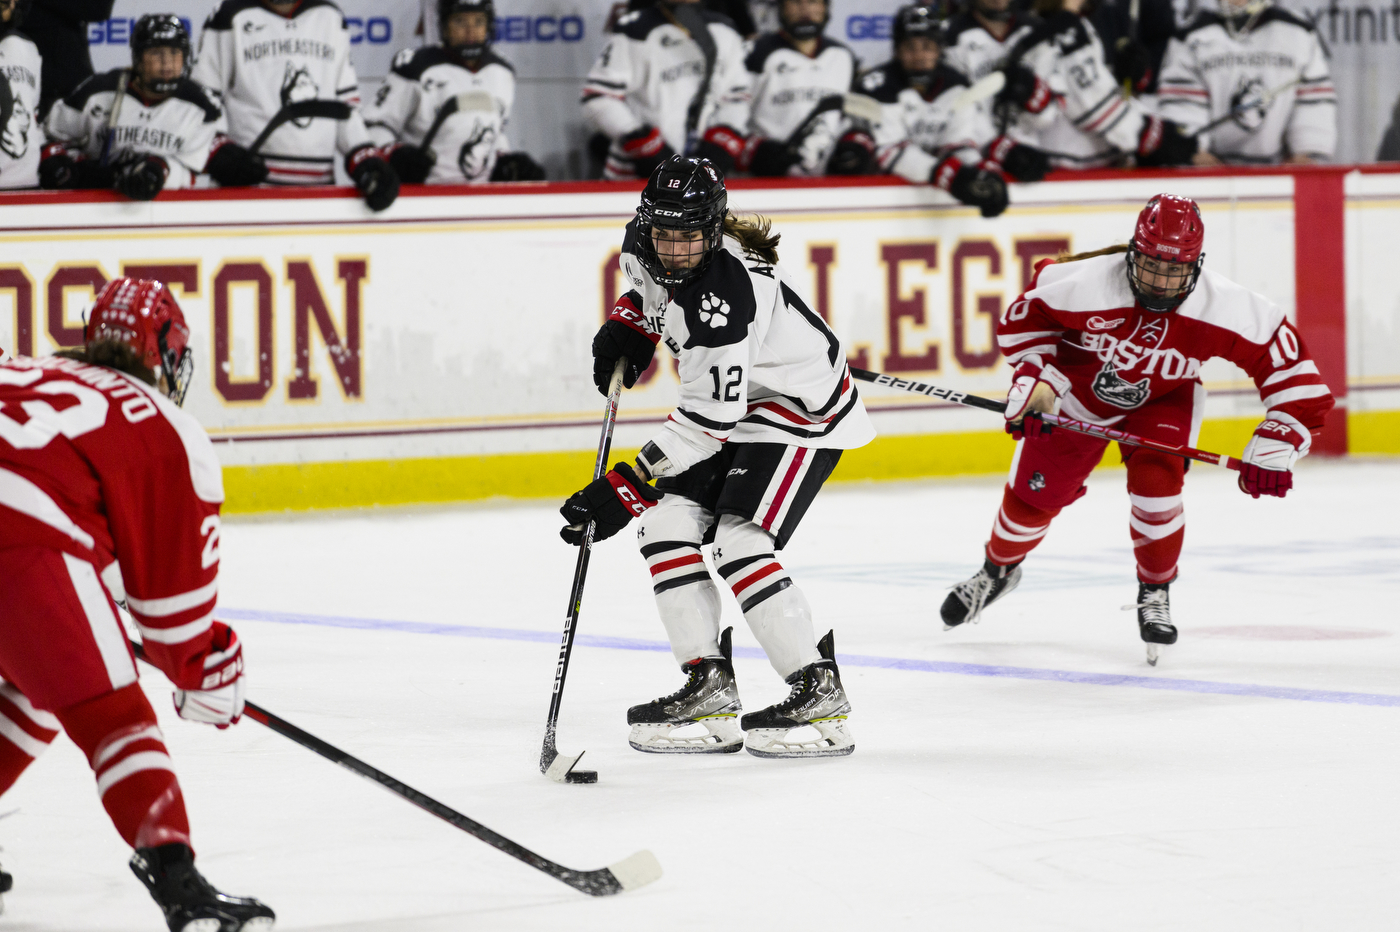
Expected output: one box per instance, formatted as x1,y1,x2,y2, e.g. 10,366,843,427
249,99,354,155
126,637,661,896
850,367,1244,471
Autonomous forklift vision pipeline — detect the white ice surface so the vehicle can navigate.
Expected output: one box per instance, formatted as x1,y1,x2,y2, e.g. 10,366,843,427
3,459,1399,931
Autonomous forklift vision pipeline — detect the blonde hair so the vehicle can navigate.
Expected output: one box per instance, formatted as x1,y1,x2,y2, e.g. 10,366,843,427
723,213,780,264
1056,243,1130,263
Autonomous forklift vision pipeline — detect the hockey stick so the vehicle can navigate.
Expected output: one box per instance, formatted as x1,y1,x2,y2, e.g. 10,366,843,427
850,367,1244,471
669,2,718,154
1189,77,1303,140
540,357,627,785
98,69,129,167
783,93,885,150
950,71,1006,115
248,100,354,155
418,90,496,154
126,637,661,896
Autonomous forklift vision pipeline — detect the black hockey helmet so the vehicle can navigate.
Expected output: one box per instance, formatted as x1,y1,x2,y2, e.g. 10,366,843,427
636,156,729,289
130,14,191,95
779,0,830,42
0,0,33,31
893,3,946,47
439,0,495,61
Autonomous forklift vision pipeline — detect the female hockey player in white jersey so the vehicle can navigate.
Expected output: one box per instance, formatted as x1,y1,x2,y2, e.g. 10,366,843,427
1157,0,1335,164
41,16,233,200
365,0,544,184
581,0,750,180
0,0,42,190
560,156,874,759
194,0,399,209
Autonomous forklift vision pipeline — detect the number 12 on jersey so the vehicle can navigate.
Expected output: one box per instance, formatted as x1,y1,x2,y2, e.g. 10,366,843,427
709,365,742,402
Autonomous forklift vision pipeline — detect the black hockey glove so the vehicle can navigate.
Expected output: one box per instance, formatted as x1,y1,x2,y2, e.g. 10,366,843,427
1112,38,1154,92
1000,143,1050,182
39,143,94,188
827,131,876,176
695,125,746,176
592,312,658,394
619,125,675,180
490,151,547,182
112,154,169,201
386,143,435,184
347,145,400,212
748,139,801,177
206,137,268,187
559,462,660,545
993,62,1052,124
1136,116,1198,167
948,165,1009,218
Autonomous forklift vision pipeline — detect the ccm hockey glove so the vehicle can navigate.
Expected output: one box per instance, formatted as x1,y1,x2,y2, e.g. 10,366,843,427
112,154,169,201
620,125,675,180
986,134,1050,182
173,622,245,729
347,145,400,211
560,462,660,544
593,292,660,394
1238,418,1306,498
1136,116,1198,167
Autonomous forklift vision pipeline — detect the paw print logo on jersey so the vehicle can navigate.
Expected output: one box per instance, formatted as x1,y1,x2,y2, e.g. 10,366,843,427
698,293,729,328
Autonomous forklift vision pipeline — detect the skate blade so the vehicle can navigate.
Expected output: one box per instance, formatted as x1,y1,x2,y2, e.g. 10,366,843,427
744,718,854,759
628,717,743,754
1146,643,1162,666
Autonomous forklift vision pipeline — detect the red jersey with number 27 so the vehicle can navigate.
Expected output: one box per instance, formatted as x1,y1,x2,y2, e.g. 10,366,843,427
0,355,224,690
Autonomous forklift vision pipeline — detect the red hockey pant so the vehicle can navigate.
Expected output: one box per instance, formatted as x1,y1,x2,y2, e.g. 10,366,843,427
986,385,1201,584
0,546,191,850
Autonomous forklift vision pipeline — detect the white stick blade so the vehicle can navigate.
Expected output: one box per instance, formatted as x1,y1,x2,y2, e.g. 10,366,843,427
841,93,884,125
455,90,497,113
607,850,663,891
953,71,1006,113
544,750,585,783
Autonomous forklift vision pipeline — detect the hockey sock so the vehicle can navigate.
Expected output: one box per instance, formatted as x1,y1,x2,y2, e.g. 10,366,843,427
643,538,723,664
0,682,61,795
986,485,1059,566
1126,453,1186,584
715,515,819,679
56,683,192,851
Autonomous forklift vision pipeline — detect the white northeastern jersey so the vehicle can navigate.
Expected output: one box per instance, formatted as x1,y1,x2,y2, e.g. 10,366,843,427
618,220,874,476
193,0,372,184
1158,6,1335,162
942,12,1040,134
581,7,750,164
44,70,222,188
860,61,986,184
0,30,42,189
365,46,514,185
744,33,858,175
1011,13,1153,167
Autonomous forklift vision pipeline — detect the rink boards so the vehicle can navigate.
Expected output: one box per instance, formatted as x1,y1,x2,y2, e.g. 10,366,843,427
0,169,1394,512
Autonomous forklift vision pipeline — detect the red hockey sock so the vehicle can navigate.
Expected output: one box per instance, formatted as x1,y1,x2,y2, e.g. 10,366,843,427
0,683,61,795
986,485,1060,566
1126,452,1186,584
55,683,192,851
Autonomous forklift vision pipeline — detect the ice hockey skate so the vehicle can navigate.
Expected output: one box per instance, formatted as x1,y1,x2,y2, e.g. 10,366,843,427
941,557,1023,628
627,627,743,754
741,631,853,759
1125,582,1177,666
131,844,275,932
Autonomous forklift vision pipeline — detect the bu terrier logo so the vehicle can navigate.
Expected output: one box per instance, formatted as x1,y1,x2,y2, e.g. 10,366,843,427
1029,471,1047,492
1091,359,1151,409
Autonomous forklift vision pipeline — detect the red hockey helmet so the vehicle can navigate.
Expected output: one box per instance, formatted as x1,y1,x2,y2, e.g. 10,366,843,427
1127,194,1206,312
84,277,194,405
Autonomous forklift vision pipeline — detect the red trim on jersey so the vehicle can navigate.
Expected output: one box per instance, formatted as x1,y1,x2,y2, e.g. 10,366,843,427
761,448,807,530
731,561,783,597
650,554,704,576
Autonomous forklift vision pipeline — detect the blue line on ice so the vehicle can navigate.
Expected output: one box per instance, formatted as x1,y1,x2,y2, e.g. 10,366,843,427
217,607,1400,709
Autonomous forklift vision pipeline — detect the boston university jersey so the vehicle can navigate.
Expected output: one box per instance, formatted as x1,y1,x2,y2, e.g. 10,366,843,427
1158,7,1335,162
0,29,42,189
1002,253,1334,443
744,33,858,175
615,223,874,476
860,61,986,183
44,71,222,188
193,0,373,184
365,46,515,184
582,7,749,175
0,356,225,690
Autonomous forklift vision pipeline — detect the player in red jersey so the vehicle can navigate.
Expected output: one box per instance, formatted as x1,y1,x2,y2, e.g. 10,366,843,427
0,279,274,930
940,194,1334,664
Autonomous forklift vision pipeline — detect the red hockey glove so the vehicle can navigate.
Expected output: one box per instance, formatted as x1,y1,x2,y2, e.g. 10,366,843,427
1237,418,1305,498
560,462,660,545
173,622,245,729
695,124,746,175
593,292,660,394
620,125,675,180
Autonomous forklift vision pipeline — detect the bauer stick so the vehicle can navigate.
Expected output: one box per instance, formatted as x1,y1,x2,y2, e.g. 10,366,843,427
98,69,129,167
540,357,628,785
850,367,1244,471
126,638,661,896
248,99,354,155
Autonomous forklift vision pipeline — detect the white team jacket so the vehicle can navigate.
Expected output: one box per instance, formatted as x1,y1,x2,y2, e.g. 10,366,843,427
618,220,874,476
193,0,373,184
860,61,986,184
743,32,858,175
1158,6,1335,162
0,29,42,189
582,6,750,178
44,71,223,189
365,46,515,184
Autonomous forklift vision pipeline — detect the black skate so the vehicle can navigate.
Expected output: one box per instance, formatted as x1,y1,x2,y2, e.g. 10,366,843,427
1125,581,1177,666
131,844,275,932
740,631,853,759
627,627,743,753
0,860,12,915
940,557,1022,628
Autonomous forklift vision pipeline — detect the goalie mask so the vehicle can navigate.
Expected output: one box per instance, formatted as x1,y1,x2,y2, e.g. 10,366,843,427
780,0,829,42
1126,194,1206,313
130,14,191,96
85,277,194,406
636,156,728,289
439,0,495,63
